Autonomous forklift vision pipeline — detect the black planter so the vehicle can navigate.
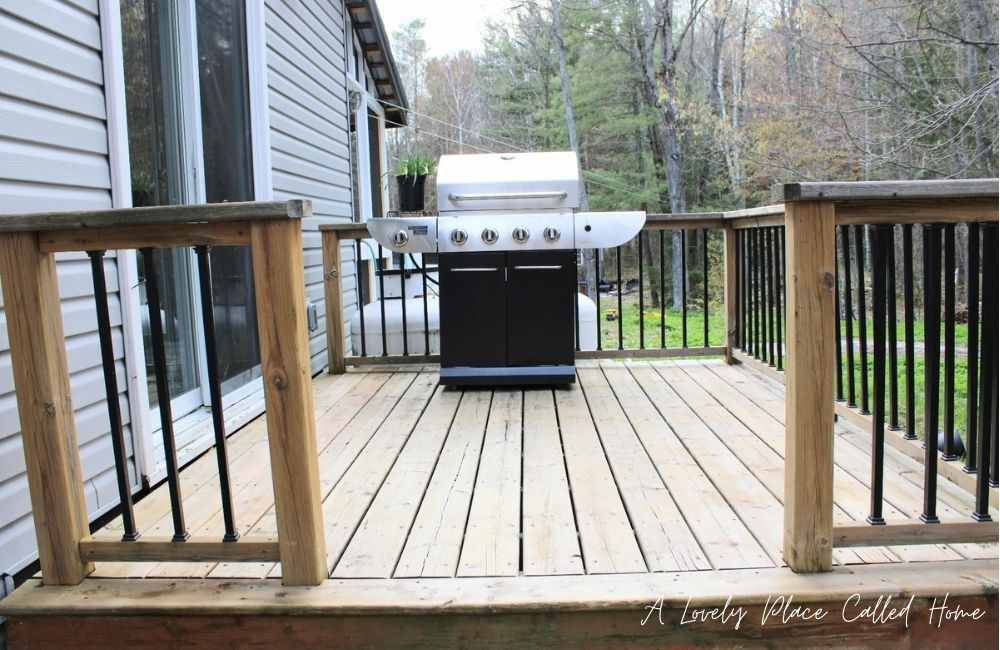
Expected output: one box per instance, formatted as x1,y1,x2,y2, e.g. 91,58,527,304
396,175,427,212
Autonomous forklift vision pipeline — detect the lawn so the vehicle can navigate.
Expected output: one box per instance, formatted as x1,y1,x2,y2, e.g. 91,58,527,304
591,291,726,351
593,288,982,460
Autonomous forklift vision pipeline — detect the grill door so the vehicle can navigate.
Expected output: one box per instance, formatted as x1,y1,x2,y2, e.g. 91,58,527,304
506,251,576,367
439,252,507,367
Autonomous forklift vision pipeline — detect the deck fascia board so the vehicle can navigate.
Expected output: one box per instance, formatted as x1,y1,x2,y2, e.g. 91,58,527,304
1,559,995,617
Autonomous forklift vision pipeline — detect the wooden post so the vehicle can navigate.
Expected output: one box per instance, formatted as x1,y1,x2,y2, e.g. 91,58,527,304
321,230,346,374
723,225,738,364
0,233,92,585
782,200,836,573
250,220,327,586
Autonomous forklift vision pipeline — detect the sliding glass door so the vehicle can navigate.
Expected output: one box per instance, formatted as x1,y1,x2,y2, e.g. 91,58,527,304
122,0,260,424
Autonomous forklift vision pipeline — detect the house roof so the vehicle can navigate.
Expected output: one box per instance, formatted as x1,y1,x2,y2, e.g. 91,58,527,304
346,0,409,127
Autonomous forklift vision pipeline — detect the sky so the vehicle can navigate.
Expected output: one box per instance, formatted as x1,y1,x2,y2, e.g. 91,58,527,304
374,0,512,57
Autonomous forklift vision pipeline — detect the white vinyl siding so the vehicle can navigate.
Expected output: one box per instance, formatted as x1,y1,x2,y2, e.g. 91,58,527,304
0,0,136,577
264,0,355,373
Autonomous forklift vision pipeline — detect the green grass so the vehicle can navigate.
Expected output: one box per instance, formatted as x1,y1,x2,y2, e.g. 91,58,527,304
593,292,726,351
837,352,974,449
593,287,981,462
838,318,976,348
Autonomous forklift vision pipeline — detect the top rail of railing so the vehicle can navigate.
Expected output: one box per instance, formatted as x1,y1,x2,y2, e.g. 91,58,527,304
772,179,999,226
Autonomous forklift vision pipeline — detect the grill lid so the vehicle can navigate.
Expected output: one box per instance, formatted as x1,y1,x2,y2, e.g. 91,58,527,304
437,151,580,213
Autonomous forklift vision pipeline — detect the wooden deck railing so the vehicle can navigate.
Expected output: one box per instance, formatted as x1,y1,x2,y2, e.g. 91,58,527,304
0,201,327,587
763,180,999,572
322,181,998,575
321,215,730,372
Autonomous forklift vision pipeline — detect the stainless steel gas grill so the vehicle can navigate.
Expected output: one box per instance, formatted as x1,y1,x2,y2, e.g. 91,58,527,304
368,151,644,386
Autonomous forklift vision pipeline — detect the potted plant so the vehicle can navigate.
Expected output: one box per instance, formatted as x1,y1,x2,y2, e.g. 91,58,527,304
131,170,156,207
394,153,437,212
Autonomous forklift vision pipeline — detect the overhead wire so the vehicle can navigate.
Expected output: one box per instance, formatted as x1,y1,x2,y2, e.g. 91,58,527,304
377,97,665,206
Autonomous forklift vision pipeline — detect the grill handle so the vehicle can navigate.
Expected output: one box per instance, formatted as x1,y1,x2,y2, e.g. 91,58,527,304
513,265,563,270
447,191,568,202
451,267,500,273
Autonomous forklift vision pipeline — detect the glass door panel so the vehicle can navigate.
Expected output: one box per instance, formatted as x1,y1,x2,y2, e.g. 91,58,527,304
196,0,262,392
122,0,202,415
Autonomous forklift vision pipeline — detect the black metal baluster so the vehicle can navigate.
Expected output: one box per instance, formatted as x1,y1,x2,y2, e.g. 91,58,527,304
194,246,239,541
750,228,759,359
855,225,870,415
356,240,367,357
973,223,997,519
965,224,981,473
741,229,749,353
902,224,916,439
659,231,666,349
887,228,899,430
735,229,743,351
942,224,957,460
868,226,890,525
756,227,766,361
986,224,1000,490
702,229,709,347
842,226,856,407
595,251,602,351
574,279,581,352
920,225,942,524
766,227,777,366
835,230,845,401
88,250,140,542
399,256,409,357
616,246,624,350
140,248,188,542
377,245,388,356
681,230,688,348
422,260,430,355
774,226,785,370
746,228,752,355
638,235,645,349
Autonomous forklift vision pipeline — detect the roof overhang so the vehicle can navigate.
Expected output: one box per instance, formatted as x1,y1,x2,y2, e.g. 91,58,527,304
345,0,409,128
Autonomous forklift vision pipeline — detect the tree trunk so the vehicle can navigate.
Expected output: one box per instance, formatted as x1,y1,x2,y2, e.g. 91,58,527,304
550,0,595,298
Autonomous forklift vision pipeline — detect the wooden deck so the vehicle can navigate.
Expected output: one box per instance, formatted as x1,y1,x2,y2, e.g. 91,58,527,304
85,358,996,580
5,358,998,647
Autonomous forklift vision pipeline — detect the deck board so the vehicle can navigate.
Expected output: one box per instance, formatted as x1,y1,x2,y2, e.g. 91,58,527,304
458,390,524,577
554,383,647,574
520,390,584,576
88,359,996,583
333,386,462,578
394,390,493,577
578,367,710,572
600,364,772,570
323,372,438,569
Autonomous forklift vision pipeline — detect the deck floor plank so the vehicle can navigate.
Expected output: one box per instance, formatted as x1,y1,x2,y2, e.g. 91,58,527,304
209,373,394,579
630,364,789,566
600,363,773,570
333,385,463,577
521,389,584,576
85,360,995,583
322,372,439,569
395,390,493,577
553,382,647,574
458,390,524,577
577,367,711,572
683,361,960,564
707,361,996,559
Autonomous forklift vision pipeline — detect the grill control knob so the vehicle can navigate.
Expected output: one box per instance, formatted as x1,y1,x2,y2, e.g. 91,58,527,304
543,226,561,243
451,229,469,246
391,229,409,247
481,228,499,245
512,227,530,244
